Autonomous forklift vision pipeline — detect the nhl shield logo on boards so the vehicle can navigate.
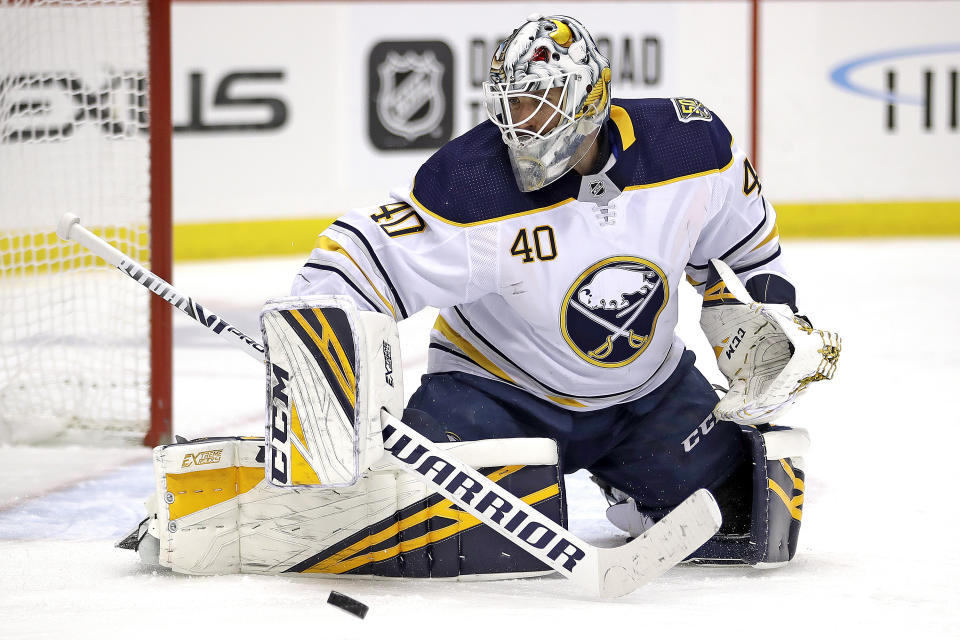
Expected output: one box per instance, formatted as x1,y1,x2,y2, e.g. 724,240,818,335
560,257,668,367
368,41,454,150
377,51,445,139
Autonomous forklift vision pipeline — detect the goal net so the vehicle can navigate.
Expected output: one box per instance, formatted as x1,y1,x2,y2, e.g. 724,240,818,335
0,0,171,446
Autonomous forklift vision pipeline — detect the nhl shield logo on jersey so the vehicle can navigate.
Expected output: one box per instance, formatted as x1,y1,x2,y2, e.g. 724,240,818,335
561,257,668,367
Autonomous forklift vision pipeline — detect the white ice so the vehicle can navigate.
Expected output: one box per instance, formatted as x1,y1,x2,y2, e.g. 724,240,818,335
1,240,958,639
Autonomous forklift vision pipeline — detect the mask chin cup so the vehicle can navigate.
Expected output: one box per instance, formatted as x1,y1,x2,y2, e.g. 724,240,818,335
509,155,548,192
506,121,602,192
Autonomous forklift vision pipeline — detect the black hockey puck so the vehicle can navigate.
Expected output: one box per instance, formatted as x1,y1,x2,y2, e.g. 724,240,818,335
327,591,368,619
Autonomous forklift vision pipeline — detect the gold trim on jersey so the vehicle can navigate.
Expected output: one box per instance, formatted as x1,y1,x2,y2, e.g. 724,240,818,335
434,315,515,383
314,235,397,319
160,203,960,264
434,315,588,408
546,395,587,408
751,223,780,252
609,105,636,150
720,138,737,172
622,150,735,194
409,189,576,228
408,133,736,227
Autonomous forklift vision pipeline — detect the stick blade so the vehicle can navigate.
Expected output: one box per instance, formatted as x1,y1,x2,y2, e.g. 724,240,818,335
596,488,722,598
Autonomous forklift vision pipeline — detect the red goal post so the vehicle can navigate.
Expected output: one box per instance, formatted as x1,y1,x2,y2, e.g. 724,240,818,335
147,0,172,449
0,0,171,447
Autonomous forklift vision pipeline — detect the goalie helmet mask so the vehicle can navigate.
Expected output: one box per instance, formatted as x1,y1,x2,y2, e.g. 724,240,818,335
483,14,612,192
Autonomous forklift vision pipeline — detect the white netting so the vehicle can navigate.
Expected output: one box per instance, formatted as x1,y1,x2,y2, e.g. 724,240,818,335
0,0,153,444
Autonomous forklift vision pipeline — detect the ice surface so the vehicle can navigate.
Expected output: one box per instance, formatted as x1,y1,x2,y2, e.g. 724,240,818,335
1,240,958,638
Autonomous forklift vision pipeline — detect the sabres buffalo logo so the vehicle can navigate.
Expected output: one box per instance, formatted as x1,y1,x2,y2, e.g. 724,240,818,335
560,257,668,368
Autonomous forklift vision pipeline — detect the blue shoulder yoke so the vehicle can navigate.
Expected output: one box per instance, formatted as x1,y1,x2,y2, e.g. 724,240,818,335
410,98,735,226
606,98,735,190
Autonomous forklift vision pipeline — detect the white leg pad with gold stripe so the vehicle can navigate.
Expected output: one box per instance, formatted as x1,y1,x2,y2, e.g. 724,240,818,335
145,436,564,579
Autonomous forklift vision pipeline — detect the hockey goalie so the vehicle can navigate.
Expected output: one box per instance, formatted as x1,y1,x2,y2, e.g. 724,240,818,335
120,13,840,587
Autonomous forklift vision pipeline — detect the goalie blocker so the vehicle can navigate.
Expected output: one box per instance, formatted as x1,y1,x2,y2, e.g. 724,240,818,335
259,296,401,488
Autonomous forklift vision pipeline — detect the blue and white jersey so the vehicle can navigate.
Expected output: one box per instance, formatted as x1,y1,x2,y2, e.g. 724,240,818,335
293,98,789,410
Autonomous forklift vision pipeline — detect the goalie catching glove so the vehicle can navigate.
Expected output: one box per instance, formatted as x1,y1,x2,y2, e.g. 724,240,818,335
699,259,841,424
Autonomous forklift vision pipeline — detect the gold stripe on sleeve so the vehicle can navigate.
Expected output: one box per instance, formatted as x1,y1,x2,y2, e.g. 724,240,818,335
314,235,397,318
434,317,586,408
434,315,515,383
751,224,780,252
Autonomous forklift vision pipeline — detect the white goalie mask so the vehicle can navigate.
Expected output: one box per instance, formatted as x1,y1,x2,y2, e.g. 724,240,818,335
483,14,612,192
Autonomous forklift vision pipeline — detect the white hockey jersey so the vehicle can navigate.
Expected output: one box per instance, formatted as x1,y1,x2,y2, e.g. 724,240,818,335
293,98,789,411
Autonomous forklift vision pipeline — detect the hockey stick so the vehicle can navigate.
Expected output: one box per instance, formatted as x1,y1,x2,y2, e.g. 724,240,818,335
57,212,721,598
56,213,264,360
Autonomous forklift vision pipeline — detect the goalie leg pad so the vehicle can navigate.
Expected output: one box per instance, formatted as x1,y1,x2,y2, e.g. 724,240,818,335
134,435,565,579
598,423,808,565
689,424,808,565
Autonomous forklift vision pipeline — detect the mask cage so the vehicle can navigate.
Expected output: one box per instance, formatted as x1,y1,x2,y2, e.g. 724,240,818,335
482,73,586,148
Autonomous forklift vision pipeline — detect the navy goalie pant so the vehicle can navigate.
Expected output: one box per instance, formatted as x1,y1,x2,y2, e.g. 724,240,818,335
405,349,745,515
